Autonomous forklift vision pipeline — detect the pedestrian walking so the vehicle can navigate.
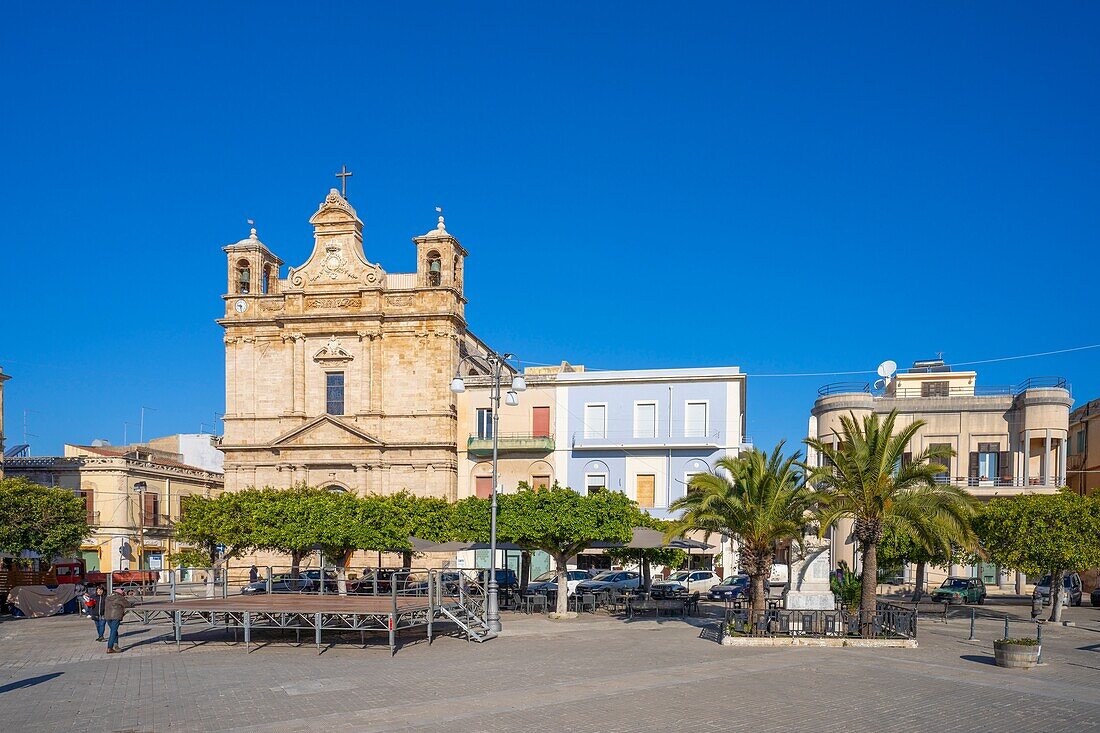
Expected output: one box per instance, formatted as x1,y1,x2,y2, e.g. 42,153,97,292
87,586,108,641
249,565,258,583
103,588,135,653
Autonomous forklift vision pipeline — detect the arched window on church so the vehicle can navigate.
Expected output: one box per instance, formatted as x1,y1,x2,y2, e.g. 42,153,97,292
262,268,270,294
453,254,459,282
427,250,441,286
236,259,251,294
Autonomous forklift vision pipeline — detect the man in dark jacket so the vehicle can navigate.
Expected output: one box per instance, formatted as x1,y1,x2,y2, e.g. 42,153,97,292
103,588,135,653
87,586,108,641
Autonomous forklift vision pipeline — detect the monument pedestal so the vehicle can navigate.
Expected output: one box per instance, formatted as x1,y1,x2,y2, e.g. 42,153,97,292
786,541,835,611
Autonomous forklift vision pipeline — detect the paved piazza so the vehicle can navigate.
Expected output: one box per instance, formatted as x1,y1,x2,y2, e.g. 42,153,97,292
2,600,1099,732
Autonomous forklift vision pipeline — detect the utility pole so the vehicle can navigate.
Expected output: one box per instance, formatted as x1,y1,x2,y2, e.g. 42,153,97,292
140,406,156,443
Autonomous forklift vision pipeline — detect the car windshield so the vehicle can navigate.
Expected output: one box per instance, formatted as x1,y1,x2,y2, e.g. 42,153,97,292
1035,575,1074,587
668,572,691,582
722,576,748,586
591,571,617,581
941,579,969,589
568,571,589,580
534,571,556,582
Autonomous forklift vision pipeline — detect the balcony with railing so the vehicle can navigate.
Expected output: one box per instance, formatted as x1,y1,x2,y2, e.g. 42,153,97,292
466,433,555,457
571,428,724,450
818,376,1068,400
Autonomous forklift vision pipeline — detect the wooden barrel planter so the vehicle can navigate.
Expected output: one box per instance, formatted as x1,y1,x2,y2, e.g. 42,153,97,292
994,639,1040,669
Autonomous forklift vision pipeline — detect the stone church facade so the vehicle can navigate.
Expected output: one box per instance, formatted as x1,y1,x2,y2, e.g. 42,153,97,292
218,188,493,501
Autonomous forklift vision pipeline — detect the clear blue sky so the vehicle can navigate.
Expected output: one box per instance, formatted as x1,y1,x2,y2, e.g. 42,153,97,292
2,3,1098,456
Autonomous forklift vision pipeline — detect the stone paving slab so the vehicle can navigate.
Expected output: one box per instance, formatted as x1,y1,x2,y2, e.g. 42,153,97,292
1,602,1099,733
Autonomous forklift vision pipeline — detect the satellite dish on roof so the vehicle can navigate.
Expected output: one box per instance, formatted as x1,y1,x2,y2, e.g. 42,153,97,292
877,360,897,378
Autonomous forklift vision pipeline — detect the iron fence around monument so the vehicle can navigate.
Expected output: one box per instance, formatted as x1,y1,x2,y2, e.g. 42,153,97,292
721,601,916,640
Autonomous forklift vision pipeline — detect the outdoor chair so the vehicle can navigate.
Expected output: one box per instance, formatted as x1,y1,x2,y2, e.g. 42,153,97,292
574,592,597,613
524,594,547,615
685,592,700,616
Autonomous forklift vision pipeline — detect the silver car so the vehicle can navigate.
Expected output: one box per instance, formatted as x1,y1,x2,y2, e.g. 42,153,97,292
1034,572,1083,607
575,570,641,596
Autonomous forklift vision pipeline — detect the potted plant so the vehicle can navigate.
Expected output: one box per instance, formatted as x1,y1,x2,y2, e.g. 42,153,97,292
830,562,862,613
993,637,1040,669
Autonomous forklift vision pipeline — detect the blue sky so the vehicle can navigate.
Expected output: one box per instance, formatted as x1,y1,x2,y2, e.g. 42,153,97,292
1,3,1098,457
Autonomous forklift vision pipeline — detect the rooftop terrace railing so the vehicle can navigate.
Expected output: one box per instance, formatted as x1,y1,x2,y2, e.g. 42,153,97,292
818,376,1067,399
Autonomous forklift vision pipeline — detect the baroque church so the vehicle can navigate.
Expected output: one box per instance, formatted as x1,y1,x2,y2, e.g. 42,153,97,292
218,186,494,499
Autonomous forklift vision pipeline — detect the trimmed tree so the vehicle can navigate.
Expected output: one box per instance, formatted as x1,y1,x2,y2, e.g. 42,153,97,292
380,491,454,567
974,491,1100,622
806,411,978,621
458,483,638,615
876,525,958,602
605,546,687,592
0,477,89,561
668,444,815,614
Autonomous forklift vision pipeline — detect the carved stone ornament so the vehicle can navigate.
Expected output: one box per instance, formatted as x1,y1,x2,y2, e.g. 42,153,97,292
306,296,362,310
310,245,359,283
313,335,355,365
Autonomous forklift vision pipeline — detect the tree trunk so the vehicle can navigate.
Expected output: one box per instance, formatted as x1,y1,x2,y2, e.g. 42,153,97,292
401,550,412,569
553,552,570,615
519,551,531,593
290,550,303,590
335,549,353,596
642,557,652,593
859,542,878,629
911,561,926,602
1048,567,1065,623
750,572,766,615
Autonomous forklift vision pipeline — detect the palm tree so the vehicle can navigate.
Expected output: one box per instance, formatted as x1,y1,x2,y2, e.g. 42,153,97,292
805,410,978,620
667,444,815,614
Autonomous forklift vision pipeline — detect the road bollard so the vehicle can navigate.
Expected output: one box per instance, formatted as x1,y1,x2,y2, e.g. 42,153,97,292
968,608,976,640
1036,622,1043,664
1004,615,1010,640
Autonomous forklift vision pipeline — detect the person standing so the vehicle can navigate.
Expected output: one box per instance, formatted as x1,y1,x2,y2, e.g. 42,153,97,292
103,588,134,653
249,565,259,583
87,586,108,642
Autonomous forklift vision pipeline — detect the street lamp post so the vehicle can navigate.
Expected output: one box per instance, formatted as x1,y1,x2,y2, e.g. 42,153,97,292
133,481,147,571
450,351,526,634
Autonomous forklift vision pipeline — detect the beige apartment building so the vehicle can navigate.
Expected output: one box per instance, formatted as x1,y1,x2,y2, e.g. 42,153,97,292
455,362,571,500
5,441,224,572
218,187,493,501
808,358,1071,592
1068,397,1100,496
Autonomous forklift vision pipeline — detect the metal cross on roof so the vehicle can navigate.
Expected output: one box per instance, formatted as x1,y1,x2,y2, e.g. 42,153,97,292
335,165,353,198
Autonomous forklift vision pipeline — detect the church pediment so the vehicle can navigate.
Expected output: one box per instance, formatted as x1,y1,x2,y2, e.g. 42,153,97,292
270,415,381,448
313,336,354,365
287,188,386,290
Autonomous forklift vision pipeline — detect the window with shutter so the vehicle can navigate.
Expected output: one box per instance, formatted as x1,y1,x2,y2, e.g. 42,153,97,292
584,404,607,439
921,381,950,397
531,406,550,438
82,488,95,526
143,492,157,526
634,402,657,438
930,443,951,482
475,476,494,499
999,451,1013,483
685,401,707,438
968,452,980,485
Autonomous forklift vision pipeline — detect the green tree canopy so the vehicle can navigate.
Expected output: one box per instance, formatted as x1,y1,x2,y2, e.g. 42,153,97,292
0,477,89,561
974,491,1100,621
458,483,640,614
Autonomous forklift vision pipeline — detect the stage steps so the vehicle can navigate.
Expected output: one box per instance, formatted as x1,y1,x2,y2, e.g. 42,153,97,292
438,603,495,642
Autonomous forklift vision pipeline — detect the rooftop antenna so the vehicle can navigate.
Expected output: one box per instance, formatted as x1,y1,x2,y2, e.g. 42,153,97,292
140,406,157,444
123,421,131,445
874,360,898,391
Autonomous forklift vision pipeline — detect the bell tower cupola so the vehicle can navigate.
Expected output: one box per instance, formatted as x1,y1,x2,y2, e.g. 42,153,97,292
222,226,283,299
413,210,466,293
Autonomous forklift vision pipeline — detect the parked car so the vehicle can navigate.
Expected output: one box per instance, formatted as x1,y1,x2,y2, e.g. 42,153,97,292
930,577,986,605
708,574,751,601
575,570,641,596
241,569,337,595
526,570,592,597
651,570,721,598
477,568,519,590
1034,572,1083,607
1090,586,1100,608
352,568,416,595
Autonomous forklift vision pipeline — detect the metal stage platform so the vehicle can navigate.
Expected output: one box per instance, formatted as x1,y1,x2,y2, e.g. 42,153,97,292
131,570,493,656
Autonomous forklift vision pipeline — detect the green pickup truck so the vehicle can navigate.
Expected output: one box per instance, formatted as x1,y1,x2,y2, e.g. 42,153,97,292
930,577,986,605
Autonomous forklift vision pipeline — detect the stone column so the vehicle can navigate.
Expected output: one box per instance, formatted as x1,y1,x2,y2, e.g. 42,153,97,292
1023,429,1030,487
357,331,376,414
1015,570,1025,595
225,337,237,416
998,566,1011,590
357,464,371,495
1058,435,1067,486
282,335,295,414
293,335,305,415
370,333,384,414
1044,429,1052,486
